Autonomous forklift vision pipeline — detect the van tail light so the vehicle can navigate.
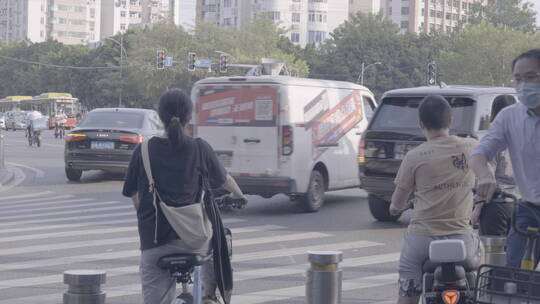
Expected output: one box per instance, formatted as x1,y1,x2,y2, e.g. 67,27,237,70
66,133,87,142
358,139,366,164
282,126,293,156
119,134,144,144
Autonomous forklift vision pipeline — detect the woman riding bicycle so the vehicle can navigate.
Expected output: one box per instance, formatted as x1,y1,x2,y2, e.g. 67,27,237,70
122,89,246,304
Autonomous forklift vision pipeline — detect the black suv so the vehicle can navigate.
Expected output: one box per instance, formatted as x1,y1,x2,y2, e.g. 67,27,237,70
359,85,515,221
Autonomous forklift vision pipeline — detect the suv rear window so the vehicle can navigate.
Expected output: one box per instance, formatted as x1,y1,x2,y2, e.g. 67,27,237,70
79,112,144,129
371,97,474,135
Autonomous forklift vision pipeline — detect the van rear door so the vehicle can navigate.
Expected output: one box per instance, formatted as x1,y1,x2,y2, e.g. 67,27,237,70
194,84,280,176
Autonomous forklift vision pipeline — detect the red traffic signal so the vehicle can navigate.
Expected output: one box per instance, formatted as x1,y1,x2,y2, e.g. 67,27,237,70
188,52,196,71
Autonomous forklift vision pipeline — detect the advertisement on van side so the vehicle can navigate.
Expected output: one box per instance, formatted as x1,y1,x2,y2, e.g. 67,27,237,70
197,86,278,127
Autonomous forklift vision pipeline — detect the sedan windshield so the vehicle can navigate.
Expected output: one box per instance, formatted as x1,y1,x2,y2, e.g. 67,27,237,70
79,112,144,129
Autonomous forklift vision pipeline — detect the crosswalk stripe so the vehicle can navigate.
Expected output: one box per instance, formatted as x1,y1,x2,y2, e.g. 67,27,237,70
0,253,399,292
0,191,53,202
234,232,330,246
231,273,398,304
0,195,74,208
0,218,136,235
0,203,130,221
0,198,100,215
0,211,244,228
0,225,286,259
0,226,137,244
233,240,383,262
0,273,397,304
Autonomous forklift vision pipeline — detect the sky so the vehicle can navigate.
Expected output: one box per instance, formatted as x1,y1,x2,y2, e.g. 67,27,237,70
533,0,540,25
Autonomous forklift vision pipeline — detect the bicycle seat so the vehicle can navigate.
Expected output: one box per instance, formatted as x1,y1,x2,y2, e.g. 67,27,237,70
157,254,205,271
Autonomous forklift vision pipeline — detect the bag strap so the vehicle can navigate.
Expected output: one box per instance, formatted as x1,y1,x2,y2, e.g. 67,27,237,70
140,138,160,244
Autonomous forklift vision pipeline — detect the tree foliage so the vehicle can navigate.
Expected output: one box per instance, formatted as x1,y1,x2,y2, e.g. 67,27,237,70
469,0,538,33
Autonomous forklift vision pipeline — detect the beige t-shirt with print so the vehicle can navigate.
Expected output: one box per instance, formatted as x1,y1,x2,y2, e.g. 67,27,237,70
395,135,477,236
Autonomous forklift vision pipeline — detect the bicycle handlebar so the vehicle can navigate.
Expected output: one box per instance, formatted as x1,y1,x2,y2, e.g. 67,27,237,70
215,195,247,210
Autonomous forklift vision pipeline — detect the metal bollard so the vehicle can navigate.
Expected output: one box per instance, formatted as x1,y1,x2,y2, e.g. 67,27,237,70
481,236,507,266
0,134,4,169
63,270,106,304
306,250,343,304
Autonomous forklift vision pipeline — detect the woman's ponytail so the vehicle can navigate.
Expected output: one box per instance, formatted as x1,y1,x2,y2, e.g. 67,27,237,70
158,89,193,152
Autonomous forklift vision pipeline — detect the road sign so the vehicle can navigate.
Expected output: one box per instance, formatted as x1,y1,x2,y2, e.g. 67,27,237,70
195,59,212,68
165,56,173,67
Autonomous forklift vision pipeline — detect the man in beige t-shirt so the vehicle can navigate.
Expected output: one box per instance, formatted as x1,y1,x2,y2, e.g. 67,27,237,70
389,95,480,304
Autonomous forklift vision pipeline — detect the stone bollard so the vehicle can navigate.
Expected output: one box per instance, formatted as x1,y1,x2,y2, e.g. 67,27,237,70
63,270,106,304
481,236,507,266
305,250,343,304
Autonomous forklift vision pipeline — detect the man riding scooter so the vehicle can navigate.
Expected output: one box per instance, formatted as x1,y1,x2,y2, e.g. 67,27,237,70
389,95,481,304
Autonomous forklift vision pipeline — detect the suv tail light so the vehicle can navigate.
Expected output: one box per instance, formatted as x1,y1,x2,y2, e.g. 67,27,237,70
66,133,87,142
281,126,293,156
119,134,144,144
358,139,366,164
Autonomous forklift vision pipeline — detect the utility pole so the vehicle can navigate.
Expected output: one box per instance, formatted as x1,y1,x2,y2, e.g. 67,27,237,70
357,62,381,86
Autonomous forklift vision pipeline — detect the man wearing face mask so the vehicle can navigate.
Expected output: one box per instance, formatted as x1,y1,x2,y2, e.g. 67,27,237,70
471,48,540,268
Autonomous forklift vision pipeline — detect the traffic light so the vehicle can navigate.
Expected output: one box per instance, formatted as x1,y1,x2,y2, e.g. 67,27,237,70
219,54,228,73
427,62,437,86
188,52,196,71
156,50,165,70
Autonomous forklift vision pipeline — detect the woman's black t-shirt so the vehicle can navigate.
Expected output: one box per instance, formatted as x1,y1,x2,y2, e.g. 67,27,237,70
122,136,227,250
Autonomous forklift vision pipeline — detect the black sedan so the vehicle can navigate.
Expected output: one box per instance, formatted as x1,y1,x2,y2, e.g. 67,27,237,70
64,108,163,181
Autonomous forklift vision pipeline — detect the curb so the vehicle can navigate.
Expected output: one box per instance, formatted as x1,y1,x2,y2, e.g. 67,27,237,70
0,165,15,187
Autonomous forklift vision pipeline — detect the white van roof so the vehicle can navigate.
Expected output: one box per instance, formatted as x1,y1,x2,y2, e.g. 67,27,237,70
193,76,372,92
383,85,515,97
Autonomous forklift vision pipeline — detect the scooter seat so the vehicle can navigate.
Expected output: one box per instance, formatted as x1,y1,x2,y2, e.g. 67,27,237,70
423,258,479,273
157,254,205,271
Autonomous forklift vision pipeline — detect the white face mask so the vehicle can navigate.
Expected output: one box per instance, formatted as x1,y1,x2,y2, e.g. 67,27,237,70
517,82,540,109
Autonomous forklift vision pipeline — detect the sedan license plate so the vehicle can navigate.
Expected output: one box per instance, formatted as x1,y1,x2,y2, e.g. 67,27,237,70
216,151,233,168
91,141,114,150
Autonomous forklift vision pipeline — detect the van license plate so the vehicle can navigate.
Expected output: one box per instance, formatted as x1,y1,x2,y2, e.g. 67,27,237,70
91,141,114,150
216,151,233,168
394,143,417,160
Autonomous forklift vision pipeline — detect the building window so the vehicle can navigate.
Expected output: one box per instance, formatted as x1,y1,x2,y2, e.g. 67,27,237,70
291,32,300,43
75,6,86,13
446,12,451,19
388,7,392,15
90,8,95,18
462,2,467,9
436,10,442,18
292,13,300,23
401,7,409,15
401,21,409,29
308,30,326,43
121,11,126,17
308,12,315,21
268,11,280,20
430,9,435,17
223,0,232,7
120,23,126,30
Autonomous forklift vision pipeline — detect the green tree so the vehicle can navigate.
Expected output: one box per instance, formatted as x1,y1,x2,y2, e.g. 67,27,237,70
468,0,537,33
439,21,540,86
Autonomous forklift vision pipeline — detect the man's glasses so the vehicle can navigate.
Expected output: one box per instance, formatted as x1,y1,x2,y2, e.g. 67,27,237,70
511,72,540,85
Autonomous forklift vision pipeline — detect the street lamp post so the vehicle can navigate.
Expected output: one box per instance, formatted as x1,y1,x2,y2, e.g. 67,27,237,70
358,62,381,86
105,36,127,108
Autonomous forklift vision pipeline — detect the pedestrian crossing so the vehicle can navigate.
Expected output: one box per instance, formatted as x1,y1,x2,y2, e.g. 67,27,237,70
0,191,400,303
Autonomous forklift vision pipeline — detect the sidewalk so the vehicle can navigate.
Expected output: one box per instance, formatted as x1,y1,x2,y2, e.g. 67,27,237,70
0,165,15,187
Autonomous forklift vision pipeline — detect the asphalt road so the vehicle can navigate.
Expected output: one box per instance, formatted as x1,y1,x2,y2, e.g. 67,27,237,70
0,129,411,304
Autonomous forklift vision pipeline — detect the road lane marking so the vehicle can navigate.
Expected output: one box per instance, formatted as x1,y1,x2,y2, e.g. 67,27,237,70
0,224,284,246
232,240,383,262
0,273,397,304
8,162,45,178
0,203,130,221
231,273,398,304
0,253,399,292
0,211,244,227
0,191,53,201
0,225,286,258
0,195,74,208
0,218,136,235
0,198,98,215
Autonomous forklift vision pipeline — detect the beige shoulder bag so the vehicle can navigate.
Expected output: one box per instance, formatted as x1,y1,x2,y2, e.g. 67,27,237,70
141,138,213,249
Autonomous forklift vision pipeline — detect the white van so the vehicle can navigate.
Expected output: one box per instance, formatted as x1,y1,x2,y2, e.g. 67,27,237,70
191,76,377,212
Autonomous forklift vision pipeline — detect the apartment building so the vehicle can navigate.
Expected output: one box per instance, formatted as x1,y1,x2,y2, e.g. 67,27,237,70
0,0,101,44
201,0,350,47
349,0,381,15
101,0,199,38
381,0,488,33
